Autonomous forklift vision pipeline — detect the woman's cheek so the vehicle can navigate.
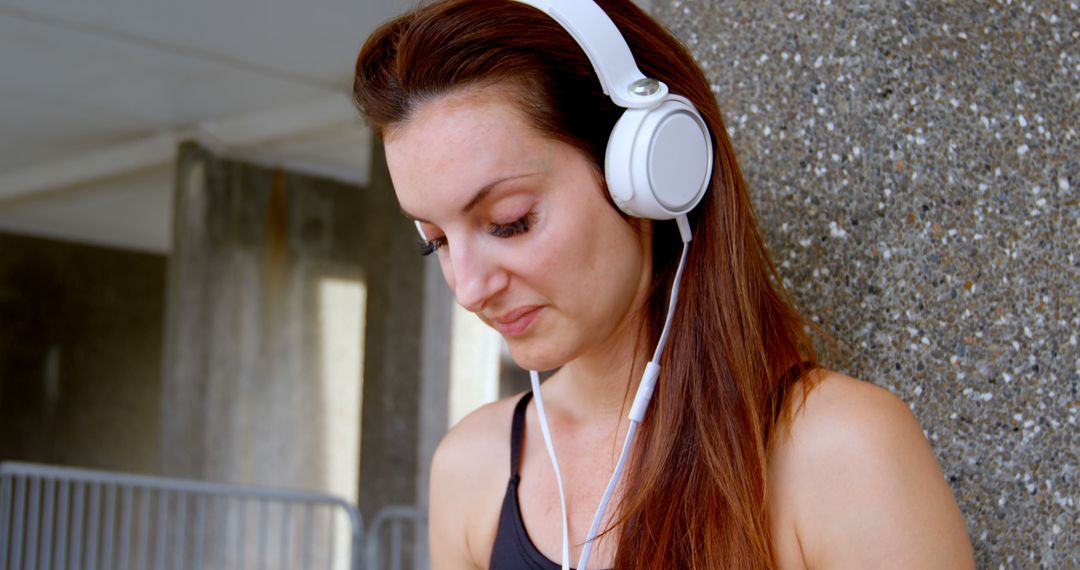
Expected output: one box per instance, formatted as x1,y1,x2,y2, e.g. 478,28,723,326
529,226,565,276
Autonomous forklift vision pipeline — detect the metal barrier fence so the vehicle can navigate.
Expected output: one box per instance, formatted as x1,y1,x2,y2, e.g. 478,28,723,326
0,462,363,570
364,506,426,570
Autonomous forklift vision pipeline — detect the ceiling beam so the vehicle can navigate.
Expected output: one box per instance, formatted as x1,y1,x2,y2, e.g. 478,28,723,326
0,133,178,204
0,94,366,205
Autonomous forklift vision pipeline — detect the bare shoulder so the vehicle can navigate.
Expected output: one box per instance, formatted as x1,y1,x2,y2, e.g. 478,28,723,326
768,370,974,570
429,394,523,569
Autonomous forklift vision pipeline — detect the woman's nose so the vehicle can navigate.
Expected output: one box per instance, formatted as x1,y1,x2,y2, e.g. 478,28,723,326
448,242,508,313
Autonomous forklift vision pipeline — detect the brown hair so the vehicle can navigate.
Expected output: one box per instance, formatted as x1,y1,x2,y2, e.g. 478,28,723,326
354,1,818,567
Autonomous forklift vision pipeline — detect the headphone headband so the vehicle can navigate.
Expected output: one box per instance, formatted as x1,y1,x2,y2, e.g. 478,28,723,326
513,0,668,108
510,0,713,222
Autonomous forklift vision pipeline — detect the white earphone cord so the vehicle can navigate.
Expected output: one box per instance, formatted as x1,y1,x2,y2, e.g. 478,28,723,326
529,369,572,567
531,216,691,570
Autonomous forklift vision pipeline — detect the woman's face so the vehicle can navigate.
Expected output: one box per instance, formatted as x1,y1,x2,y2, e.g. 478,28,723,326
384,86,652,371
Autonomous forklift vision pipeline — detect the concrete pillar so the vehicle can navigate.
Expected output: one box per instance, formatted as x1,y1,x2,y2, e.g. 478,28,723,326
161,139,457,541
161,142,369,507
355,141,433,518
357,141,461,570
414,257,452,508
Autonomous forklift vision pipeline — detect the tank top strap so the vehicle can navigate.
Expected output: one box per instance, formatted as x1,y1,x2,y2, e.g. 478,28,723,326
509,391,533,479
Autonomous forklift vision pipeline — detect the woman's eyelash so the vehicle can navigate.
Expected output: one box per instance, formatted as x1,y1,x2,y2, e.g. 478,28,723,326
419,237,447,256
418,212,536,257
489,212,537,238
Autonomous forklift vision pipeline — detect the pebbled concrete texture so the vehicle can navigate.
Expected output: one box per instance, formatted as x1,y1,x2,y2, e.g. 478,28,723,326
653,1,1077,567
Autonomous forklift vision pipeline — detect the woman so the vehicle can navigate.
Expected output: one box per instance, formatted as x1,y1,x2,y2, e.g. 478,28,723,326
353,0,974,568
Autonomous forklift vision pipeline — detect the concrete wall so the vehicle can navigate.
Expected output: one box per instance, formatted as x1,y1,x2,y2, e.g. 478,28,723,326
0,231,165,474
653,1,1076,566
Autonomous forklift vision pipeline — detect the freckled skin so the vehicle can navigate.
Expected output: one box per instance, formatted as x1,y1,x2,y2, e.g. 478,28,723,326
384,86,652,373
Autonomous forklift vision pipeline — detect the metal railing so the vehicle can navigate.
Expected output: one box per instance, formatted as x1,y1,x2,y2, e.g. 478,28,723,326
0,461,363,570
364,506,426,570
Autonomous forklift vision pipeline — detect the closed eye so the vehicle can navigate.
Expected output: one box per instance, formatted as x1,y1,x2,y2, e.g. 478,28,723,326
418,211,536,257
489,212,537,239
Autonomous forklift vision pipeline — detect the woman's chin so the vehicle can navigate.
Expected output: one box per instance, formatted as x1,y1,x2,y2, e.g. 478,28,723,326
503,339,568,372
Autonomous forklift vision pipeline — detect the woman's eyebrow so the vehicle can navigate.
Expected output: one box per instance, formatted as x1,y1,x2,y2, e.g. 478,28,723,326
460,172,537,214
400,172,538,222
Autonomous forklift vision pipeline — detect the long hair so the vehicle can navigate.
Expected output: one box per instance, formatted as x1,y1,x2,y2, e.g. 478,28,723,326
354,1,818,567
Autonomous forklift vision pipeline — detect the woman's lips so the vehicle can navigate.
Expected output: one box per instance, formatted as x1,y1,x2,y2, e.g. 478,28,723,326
492,306,543,337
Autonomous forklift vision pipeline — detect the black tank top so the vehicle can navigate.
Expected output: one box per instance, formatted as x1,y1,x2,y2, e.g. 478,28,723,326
488,391,584,569
488,364,810,568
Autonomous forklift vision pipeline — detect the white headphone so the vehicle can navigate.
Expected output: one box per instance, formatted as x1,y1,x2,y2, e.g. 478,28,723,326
515,0,713,221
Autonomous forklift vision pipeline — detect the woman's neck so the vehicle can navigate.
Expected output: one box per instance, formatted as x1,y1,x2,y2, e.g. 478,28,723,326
547,312,652,425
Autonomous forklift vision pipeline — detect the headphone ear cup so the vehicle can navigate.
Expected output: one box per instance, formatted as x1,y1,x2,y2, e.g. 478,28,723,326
604,96,713,220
